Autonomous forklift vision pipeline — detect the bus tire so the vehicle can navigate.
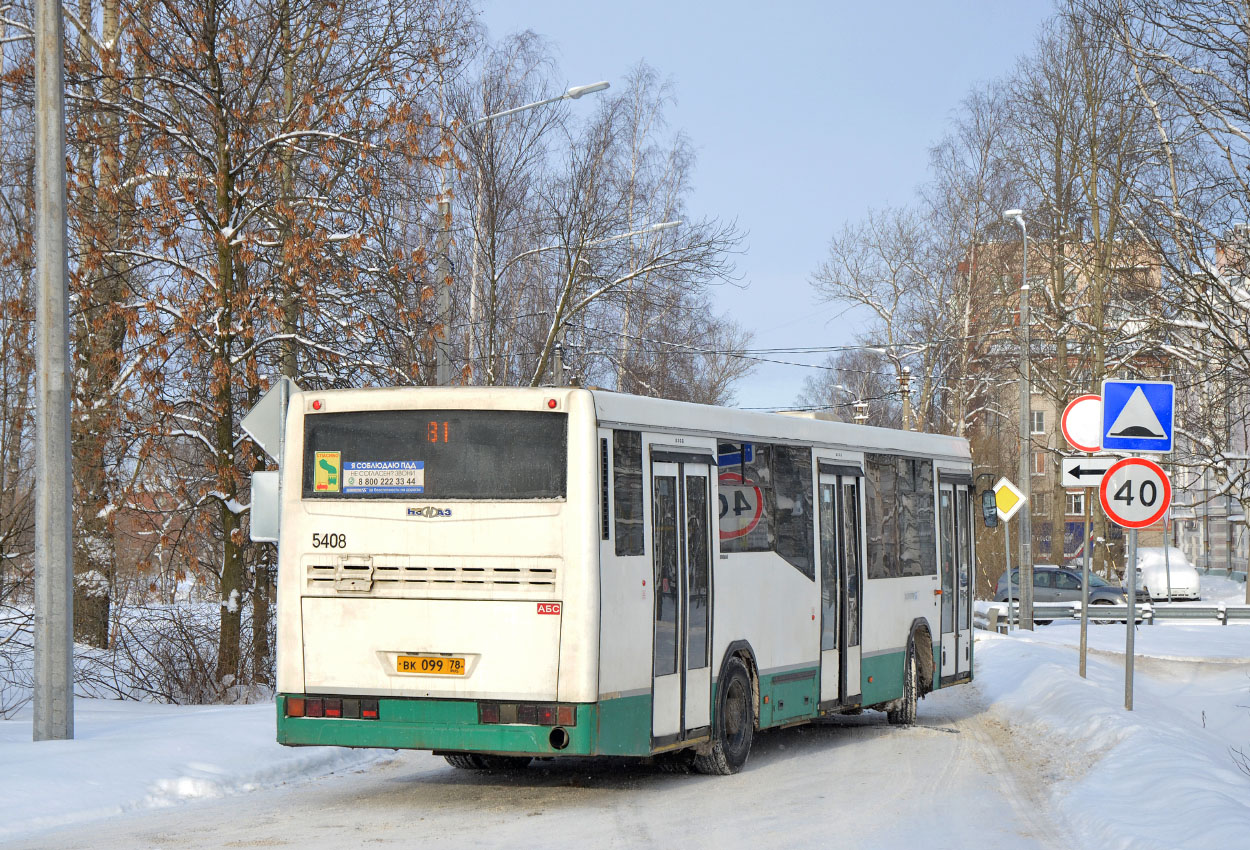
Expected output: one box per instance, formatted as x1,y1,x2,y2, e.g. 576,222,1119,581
444,754,484,769
886,644,918,726
693,656,754,775
475,755,532,771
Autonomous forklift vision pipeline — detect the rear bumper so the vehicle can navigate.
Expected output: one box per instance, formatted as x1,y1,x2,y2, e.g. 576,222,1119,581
276,694,605,756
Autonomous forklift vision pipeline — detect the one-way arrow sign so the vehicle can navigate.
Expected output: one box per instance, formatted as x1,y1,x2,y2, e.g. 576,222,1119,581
1061,456,1117,489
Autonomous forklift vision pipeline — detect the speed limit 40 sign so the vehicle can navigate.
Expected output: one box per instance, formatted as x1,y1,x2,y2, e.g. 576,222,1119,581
1098,457,1171,529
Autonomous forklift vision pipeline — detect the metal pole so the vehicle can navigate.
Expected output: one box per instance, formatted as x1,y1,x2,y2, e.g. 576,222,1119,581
1163,519,1172,603
1016,217,1034,630
33,0,74,741
1126,527,1137,711
1080,488,1092,678
1004,520,1013,631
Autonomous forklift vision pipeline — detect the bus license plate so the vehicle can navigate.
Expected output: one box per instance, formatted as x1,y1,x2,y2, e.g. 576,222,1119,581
397,655,466,676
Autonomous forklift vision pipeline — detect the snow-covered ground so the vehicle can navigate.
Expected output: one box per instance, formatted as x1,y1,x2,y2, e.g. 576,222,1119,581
0,700,383,843
1,576,1248,848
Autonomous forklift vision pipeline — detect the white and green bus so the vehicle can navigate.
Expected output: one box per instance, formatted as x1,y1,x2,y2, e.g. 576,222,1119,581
267,386,975,774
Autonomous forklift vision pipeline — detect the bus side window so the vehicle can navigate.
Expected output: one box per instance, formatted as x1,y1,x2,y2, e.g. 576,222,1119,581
613,430,644,556
773,445,814,580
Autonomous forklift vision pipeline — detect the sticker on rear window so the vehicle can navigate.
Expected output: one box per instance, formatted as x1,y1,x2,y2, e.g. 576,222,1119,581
314,451,341,492
343,460,425,494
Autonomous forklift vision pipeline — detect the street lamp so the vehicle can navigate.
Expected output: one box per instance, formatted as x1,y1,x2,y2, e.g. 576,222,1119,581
1004,208,1034,629
436,81,611,385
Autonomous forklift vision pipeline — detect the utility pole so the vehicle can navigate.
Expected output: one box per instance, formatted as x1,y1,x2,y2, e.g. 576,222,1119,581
434,167,453,386
33,0,74,741
898,366,913,430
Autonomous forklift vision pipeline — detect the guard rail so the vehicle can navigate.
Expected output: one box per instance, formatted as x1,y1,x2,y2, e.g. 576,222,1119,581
977,601,1250,633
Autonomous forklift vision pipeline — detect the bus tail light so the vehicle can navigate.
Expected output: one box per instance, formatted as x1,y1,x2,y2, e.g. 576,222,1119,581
361,700,379,720
287,697,306,717
478,702,576,727
305,698,325,718
325,699,342,718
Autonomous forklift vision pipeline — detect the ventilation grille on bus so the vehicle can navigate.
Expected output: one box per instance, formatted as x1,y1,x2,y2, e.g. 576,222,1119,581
306,562,557,589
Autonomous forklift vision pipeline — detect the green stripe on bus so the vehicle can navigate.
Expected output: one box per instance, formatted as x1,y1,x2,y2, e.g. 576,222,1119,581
276,695,597,756
594,693,652,756
756,668,820,728
860,651,905,705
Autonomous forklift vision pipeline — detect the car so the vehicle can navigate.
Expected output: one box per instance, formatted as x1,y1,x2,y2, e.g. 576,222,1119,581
994,564,1144,624
1131,547,1201,601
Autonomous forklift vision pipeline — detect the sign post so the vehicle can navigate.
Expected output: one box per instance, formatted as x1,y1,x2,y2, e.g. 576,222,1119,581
1099,455,1172,711
994,478,1026,630
1080,491,1092,679
1060,394,1106,679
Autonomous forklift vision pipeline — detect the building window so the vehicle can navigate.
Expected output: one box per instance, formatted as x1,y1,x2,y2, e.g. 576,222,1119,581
1032,492,1050,516
1030,409,1045,434
1032,450,1048,476
1067,492,1084,516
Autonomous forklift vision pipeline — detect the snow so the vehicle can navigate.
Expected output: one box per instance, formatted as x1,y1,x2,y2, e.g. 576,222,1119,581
2,576,1249,846
0,700,382,844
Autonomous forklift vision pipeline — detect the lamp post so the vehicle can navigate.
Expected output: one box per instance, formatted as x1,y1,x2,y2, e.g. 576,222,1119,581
436,81,611,386
1005,208,1033,629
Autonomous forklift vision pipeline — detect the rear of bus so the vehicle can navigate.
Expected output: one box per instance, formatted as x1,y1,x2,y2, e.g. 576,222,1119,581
274,387,600,759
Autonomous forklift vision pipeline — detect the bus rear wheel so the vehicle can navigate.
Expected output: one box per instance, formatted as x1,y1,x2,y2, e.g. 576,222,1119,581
444,754,483,769
693,657,754,775
444,754,532,771
886,644,918,726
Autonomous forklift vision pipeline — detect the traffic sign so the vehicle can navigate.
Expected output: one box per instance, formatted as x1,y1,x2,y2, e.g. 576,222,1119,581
1061,394,1102,452
1101,380,1174,452
1060,455,1116,488
1098,457,1171,529
993,477,1026,521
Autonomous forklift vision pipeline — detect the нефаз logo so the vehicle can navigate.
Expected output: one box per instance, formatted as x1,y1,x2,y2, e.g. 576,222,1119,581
407,506,452,518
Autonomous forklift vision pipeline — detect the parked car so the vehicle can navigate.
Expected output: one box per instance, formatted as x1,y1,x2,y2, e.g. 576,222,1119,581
994,565,1144,624
1132,547,1201,601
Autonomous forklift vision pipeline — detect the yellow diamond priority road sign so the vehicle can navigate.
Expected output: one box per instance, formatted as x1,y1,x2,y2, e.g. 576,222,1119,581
993,477,1026,521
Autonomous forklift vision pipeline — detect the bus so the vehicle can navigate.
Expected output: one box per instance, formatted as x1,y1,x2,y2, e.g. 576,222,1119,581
265,386,976,774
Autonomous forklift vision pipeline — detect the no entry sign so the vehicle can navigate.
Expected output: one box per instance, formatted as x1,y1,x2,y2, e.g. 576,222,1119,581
1098,457,1171,529
1061,394,1102,453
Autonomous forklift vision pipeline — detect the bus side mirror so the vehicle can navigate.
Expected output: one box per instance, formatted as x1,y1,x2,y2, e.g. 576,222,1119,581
251,470,281,542
981,489,999,528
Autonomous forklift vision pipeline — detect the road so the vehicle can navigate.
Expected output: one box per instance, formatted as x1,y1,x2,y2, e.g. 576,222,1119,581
12,684,1073,850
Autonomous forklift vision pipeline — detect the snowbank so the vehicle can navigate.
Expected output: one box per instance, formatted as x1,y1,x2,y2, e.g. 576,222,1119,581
0,699,384,843
975,631,1250,850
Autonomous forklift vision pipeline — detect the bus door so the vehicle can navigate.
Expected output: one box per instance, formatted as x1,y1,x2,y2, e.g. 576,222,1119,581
939,479,973,681
650,455,713,745
818,462,864,706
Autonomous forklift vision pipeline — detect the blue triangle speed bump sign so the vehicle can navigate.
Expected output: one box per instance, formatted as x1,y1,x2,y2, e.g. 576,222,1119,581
1101,380,1174,452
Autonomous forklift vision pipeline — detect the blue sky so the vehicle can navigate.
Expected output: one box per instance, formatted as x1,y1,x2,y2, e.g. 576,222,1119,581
481,1,1056,408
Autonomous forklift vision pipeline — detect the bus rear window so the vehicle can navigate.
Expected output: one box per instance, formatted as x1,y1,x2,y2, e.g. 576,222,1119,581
302,410,567,500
